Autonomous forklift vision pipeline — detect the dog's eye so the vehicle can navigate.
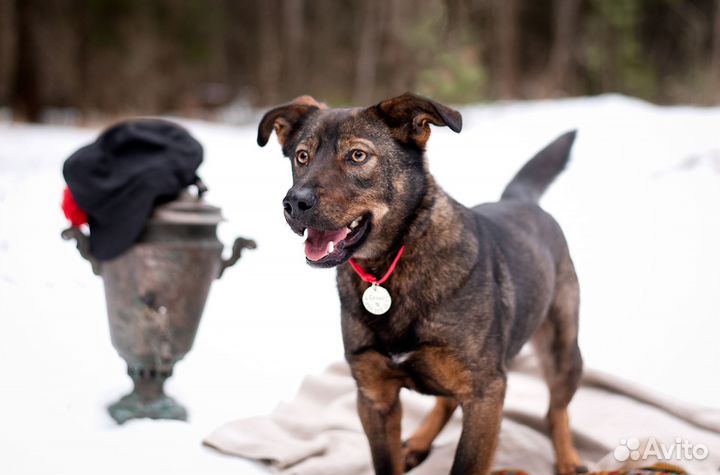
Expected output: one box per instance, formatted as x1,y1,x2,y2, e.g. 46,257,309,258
350,149,367,163
296,150,309,165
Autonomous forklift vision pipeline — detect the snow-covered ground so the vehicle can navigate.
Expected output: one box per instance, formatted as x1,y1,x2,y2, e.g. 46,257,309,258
1,95,718,474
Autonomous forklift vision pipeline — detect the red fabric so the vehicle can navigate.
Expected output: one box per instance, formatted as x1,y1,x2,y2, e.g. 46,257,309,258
62,187,88,226
348,246,405,285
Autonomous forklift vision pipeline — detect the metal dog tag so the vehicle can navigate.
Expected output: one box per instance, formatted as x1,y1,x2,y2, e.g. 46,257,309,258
362,284,392,315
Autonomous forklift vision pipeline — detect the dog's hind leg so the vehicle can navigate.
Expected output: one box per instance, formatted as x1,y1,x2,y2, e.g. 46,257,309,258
402,396,458,471
532,266,587,475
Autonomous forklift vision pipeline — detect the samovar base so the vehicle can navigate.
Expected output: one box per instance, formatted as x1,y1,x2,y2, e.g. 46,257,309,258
108,366,187,424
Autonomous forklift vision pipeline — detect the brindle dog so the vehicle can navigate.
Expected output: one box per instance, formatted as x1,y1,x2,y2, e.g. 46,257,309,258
257,93,585,475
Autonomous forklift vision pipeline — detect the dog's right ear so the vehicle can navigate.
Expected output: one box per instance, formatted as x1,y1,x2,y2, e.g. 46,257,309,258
257,96,326,147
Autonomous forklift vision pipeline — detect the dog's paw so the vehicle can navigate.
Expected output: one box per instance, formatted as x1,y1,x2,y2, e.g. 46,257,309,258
555,462,588,475
402,439,431,472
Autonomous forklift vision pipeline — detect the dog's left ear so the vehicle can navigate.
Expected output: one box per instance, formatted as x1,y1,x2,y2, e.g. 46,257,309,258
257,96,327,148
374,92,462,148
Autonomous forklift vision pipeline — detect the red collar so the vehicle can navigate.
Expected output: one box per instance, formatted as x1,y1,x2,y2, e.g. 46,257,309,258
348,246,405,285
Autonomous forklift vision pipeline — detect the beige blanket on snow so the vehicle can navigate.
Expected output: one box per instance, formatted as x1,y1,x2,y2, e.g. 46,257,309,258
204,354,720,474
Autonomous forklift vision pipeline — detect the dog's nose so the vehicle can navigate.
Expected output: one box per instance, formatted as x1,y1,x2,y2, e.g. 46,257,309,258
283,188,318,218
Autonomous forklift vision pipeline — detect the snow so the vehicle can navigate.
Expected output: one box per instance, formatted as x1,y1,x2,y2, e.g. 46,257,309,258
1,95,718,474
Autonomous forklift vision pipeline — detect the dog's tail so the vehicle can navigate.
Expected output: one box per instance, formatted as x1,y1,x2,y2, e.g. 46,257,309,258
501,130,577,204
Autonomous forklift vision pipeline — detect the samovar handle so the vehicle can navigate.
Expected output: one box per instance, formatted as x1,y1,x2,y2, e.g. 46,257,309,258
61,227,102,276
218,237,256,278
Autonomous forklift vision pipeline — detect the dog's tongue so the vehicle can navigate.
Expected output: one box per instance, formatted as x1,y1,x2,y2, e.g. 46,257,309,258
305,227,349,261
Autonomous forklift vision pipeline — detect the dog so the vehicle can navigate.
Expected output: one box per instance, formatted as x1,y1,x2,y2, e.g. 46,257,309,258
257,93,585,475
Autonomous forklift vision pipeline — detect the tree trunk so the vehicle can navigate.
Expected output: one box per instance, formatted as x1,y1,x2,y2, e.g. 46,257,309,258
353,0,384,104
384,0,420,96
495,0,519,99
546,0,581,96
282,0,305,98
11,0,41,122
711,0,720,101
257,0,282,104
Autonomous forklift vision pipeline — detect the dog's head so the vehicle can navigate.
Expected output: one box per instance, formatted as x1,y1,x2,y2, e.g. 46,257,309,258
257,93,462,268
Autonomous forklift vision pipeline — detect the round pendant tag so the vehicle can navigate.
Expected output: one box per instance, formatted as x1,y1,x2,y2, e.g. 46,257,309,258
362,284,392,315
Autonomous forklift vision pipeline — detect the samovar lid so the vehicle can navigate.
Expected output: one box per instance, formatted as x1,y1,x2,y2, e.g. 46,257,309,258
149,190,224,225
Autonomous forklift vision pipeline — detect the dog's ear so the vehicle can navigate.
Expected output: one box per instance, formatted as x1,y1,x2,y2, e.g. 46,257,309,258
257,96,327,147
374,92,462,148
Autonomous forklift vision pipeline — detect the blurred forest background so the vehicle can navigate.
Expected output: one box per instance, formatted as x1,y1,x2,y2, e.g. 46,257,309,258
1,0,720,123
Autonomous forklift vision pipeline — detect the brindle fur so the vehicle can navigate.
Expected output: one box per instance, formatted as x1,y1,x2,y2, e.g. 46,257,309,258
258,93,585,475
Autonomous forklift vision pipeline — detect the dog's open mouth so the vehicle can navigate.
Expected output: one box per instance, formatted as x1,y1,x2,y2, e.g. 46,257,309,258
304,215,371,266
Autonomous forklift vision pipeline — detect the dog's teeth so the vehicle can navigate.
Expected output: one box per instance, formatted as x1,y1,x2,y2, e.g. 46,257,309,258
350,218,361,229
327,241,335,253
302,228,308,240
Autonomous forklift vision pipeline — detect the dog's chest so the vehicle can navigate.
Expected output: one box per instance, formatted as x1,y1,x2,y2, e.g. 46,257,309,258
389,351,414,365
389,351,436,391
385,347,471,397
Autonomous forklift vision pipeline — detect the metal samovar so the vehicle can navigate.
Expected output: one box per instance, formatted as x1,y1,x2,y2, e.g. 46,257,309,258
63,192,255,423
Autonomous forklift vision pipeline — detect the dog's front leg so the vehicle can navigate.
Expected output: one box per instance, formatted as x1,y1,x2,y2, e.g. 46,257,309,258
357,387,403,475
349,351,405,475
450,378,506,475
